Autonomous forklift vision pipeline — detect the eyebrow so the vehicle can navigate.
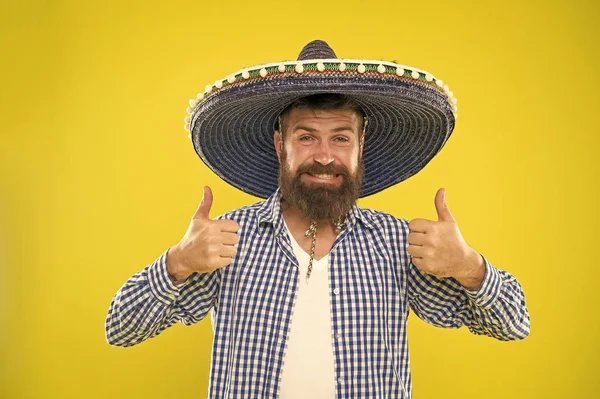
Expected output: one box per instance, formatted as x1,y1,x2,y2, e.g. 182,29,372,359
293,125,356,134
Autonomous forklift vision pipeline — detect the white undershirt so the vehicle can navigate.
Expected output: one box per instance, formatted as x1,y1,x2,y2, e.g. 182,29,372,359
278,221,336,399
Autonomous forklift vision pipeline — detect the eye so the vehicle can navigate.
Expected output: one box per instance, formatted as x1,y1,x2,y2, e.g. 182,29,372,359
299,135,314,142
333,136,350,143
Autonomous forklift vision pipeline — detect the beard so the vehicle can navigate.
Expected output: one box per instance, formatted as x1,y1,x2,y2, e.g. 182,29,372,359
278,149,364,222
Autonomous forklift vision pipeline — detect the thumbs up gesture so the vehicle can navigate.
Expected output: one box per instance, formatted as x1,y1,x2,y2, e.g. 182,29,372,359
167,186,240,284
408,188,484,286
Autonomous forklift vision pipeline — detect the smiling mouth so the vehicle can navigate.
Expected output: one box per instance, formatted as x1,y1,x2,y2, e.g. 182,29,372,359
309,173,337,180
301,172,343,184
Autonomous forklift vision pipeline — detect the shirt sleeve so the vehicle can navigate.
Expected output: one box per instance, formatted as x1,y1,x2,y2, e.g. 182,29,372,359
405,238,530,341
104,248,221,347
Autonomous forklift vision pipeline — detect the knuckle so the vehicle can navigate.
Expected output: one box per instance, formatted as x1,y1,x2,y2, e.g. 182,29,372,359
206,223,220,236
425,248,436,259
207,247,219,257
219,219,239,231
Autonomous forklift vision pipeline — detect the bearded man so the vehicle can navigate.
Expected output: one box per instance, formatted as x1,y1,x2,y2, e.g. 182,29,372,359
105,40,530,399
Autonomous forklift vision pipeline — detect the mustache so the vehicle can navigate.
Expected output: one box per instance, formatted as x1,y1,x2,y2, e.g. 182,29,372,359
295,162,350,177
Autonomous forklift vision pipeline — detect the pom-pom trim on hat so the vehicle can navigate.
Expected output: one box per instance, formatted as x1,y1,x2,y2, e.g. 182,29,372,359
183,59,457,132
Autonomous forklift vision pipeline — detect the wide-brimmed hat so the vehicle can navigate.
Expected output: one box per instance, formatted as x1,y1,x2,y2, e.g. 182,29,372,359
184,40,457,199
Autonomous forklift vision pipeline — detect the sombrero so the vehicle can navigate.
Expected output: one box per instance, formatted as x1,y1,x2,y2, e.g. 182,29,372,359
184,40,457,199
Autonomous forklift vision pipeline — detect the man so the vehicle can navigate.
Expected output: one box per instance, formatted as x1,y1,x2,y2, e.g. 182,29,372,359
105,40,530,399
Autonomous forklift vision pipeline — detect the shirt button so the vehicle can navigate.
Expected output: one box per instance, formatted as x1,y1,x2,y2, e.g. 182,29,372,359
337,378,343,383
335,333,342,340
333,288,340,295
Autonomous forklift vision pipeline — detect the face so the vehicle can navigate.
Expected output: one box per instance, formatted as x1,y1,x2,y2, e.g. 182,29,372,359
274,107,365,221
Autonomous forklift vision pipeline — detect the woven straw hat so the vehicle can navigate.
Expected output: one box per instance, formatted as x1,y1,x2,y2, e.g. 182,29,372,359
185,40,457,199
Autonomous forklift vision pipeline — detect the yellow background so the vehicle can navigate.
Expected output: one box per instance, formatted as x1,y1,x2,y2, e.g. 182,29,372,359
1,0,598,398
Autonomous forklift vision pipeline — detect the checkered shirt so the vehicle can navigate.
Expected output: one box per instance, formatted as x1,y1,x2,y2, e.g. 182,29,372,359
105,189,530,398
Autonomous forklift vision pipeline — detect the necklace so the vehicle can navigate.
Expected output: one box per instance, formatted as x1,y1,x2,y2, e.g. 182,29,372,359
304,217,345,282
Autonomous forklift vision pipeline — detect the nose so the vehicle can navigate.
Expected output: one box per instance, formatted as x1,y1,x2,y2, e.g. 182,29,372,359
313,140,334,165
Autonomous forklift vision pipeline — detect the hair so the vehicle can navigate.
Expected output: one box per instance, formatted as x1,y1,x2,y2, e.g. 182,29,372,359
277,93,367,138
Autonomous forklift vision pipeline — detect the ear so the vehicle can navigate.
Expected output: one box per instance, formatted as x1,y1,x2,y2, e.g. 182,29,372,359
274,130,283,161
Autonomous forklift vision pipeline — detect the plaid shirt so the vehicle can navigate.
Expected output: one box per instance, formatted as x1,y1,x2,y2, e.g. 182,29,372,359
105,189,530,399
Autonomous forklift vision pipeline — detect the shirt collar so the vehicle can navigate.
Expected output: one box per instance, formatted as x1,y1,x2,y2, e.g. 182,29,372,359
256,188,377,234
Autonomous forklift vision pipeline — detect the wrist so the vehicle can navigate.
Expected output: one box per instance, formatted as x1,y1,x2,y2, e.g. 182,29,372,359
167,244,190,285
457,248,486,290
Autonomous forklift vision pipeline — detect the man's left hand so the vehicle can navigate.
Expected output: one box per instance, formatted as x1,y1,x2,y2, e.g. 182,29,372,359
408,188,485,290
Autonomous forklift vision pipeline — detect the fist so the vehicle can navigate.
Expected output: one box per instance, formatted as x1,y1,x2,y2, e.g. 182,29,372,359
407,188,472,279
168,186,240,282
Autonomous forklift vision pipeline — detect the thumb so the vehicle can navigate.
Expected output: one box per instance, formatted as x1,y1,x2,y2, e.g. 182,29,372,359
193,186,213,220
435,188,455,222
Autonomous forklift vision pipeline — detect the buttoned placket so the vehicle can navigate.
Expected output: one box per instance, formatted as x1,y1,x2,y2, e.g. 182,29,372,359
328,229,352,396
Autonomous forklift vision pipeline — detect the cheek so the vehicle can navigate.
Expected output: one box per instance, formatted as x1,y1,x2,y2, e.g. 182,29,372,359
282,146,302,172
286,146,312,168
343,146,360,173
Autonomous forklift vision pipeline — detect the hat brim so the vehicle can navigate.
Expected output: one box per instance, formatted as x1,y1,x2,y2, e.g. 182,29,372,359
190,62,455,199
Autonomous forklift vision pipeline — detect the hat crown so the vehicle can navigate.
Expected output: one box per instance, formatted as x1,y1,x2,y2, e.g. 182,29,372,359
297,40,337,60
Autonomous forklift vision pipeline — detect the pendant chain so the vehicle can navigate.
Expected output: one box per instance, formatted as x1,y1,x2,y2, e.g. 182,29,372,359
304,217,345,282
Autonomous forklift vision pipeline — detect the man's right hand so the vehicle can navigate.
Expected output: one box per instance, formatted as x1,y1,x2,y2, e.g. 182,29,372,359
167,186,240,284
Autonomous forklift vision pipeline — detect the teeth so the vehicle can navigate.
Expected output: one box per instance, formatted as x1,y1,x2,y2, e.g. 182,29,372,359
313,174,335,179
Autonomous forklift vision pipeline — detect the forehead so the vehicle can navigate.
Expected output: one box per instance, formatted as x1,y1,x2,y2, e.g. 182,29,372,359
285,108,361,131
